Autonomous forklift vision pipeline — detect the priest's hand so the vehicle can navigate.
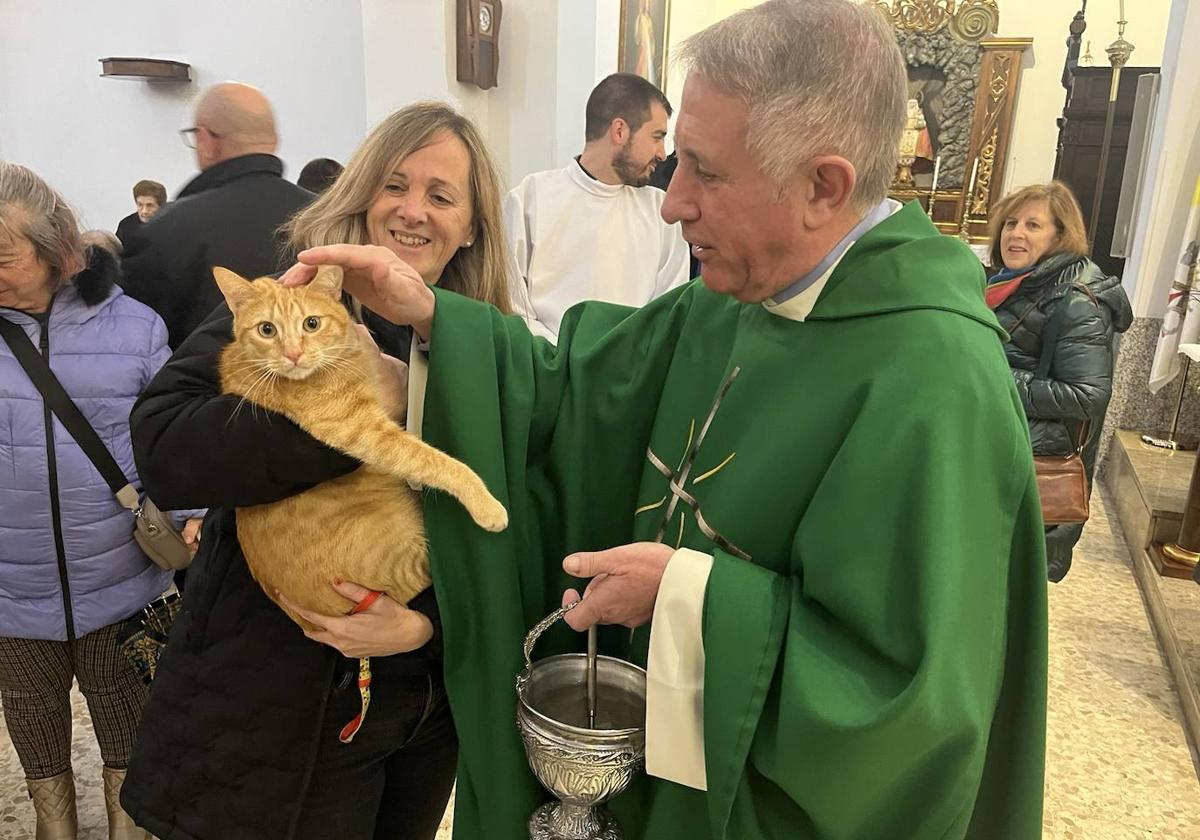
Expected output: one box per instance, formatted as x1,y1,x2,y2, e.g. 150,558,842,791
276,580,434,658
278,245,436,340
560,542,674,631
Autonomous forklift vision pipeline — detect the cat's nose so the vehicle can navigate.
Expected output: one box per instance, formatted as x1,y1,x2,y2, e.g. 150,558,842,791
284,348,302,364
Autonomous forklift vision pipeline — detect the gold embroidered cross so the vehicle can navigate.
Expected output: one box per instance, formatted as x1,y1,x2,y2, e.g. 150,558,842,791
635,367,751,562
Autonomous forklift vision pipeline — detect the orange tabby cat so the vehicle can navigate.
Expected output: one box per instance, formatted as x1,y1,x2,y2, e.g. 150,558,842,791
213,265,507,630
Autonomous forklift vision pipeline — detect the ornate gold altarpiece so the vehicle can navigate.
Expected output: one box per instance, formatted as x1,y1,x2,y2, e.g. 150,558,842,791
876,1,1031,242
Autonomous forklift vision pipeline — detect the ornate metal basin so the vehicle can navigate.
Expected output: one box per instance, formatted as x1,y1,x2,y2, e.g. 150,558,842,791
516,604,646,840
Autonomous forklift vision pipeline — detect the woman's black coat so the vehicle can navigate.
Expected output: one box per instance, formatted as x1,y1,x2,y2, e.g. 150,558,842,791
120,305,440,840
990,253,1133,580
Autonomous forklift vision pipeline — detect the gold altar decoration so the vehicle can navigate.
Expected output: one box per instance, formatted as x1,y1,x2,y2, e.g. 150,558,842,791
874,0,999,42
881,0,1030,244
896,99,926,187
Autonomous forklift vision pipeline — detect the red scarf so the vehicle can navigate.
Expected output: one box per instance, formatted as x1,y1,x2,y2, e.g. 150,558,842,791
985,269,1034,310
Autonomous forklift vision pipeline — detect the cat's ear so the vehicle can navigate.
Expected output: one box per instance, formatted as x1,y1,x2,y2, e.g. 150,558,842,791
212,267,259,312
309,265,344,299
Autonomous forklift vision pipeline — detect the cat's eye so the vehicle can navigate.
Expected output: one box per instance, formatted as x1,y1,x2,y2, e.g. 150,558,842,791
303,316,321,332
257,322,276,338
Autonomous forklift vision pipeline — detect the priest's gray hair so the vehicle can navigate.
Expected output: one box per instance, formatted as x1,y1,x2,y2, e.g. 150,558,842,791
678,0,906,208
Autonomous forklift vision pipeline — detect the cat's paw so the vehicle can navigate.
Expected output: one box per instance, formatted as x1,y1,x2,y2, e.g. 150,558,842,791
471,497,509,532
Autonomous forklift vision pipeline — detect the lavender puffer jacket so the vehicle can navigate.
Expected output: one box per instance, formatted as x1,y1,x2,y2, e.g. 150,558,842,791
0,251,191,641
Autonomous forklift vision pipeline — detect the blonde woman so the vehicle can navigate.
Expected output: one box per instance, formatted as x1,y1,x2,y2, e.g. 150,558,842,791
984,181,1132,581
120,103,511,840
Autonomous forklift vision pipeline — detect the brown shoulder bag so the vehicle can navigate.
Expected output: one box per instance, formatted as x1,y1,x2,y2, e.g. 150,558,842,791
1009,284,1094,526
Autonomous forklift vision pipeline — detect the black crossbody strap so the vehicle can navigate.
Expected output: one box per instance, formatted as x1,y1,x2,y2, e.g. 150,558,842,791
1036,284,1097,454
0,316,141,511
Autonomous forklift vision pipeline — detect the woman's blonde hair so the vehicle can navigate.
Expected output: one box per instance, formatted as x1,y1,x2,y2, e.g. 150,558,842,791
286,102,511,313
0,162,85,285
988,180,1089,268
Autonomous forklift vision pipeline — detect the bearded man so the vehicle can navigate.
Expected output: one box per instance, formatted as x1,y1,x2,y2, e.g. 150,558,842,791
504,72,691,342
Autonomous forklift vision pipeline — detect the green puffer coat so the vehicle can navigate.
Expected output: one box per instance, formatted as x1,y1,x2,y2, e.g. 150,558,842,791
990,252,1132,580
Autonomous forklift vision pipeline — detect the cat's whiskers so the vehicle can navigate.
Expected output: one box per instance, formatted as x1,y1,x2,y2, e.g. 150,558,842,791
224,355,277,370
316,342,364,362
313,356,360,376
227,365,280,425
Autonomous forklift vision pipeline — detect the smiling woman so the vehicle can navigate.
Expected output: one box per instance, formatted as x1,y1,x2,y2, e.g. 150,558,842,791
119,102,515,840
365,134,476,286
287,101,512,311
983,180,1131,582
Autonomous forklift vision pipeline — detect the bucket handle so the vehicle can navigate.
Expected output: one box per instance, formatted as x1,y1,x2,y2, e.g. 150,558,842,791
522,601,580,671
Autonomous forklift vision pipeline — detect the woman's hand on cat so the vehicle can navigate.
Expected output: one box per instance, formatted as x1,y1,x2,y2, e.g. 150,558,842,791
355,325,409,420
281,245,437,340
182,518,203,554
275,580,434,658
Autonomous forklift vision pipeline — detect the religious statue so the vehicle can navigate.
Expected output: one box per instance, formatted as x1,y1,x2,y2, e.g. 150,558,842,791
635,0,658,86
895,97,926,187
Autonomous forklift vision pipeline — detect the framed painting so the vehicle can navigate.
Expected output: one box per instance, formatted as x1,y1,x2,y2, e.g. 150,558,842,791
618,0,671,90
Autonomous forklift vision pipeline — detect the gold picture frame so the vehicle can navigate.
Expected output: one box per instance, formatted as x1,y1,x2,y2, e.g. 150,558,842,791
618,0,671,90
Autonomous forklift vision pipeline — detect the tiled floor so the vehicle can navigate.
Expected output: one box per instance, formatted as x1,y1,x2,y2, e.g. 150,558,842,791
2,489,1198,838
1043,489,1200,839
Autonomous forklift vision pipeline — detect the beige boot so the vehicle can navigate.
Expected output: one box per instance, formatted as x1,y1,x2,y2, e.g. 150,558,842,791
26,770,77,840
102,767,150,840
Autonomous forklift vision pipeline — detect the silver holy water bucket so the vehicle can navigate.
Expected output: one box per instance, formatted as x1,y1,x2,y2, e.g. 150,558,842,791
516,603,647,840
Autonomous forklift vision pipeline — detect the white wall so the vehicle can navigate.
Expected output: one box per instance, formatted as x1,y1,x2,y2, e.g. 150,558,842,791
359,0,492,140
0,0,369,232
5,0,1171,236
486,0,561,185
998,0,1171,193
663,0,761,111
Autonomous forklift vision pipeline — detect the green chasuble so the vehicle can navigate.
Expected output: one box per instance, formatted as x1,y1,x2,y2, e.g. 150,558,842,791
419,202,1048,840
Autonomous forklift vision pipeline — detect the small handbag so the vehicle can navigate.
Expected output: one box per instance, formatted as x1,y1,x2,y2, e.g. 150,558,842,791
0,316,193,570
1034,424,1090,526
1012,285,1095,527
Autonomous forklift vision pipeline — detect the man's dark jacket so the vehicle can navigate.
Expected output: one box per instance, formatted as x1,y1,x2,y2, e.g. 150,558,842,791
115,212,143,251
120,154,311,348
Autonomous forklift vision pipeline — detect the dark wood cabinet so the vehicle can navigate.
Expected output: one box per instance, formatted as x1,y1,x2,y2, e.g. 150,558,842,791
1054,65,1159,278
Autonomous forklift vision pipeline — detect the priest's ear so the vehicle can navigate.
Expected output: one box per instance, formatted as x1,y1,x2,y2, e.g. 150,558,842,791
797,155,857,230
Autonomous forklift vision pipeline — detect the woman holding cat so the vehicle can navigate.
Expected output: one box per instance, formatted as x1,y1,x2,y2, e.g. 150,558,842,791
121,103,513,840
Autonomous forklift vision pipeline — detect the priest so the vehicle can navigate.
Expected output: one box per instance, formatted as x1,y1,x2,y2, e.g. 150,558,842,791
285,1,1048,837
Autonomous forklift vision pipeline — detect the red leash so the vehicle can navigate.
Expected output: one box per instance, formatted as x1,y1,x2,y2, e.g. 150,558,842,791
338,589,383,744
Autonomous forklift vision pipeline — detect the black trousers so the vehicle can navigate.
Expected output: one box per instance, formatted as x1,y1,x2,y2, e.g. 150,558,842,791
294,666,458,840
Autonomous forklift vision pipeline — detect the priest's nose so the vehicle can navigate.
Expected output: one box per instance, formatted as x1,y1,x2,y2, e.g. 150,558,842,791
662,176,699,225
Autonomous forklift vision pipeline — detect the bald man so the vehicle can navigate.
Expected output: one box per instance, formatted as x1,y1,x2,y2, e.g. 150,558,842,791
121,82,313,348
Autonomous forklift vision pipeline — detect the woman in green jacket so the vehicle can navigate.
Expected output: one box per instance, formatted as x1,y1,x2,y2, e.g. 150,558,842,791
985,181,1132,581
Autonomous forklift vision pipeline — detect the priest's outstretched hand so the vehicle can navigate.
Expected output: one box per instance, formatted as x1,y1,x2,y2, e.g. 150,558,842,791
279,244,436,340
560,542,674,630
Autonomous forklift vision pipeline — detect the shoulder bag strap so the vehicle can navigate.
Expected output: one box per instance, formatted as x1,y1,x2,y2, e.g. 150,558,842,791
1036,284,1097,454
0,316,141,511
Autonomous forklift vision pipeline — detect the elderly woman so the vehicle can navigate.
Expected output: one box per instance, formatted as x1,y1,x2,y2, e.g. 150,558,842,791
121,102,512,840
0,163,198,840
115,180,167,250
985,181,1132,581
